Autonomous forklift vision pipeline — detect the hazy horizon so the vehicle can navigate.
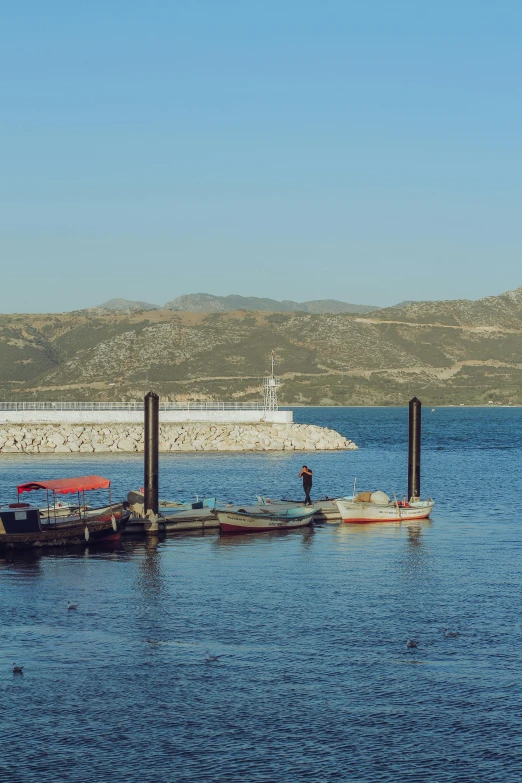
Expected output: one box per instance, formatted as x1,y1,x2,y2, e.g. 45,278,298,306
2,282,522,315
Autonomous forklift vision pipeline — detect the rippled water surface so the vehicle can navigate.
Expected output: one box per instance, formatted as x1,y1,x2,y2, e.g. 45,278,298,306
1,407,522,782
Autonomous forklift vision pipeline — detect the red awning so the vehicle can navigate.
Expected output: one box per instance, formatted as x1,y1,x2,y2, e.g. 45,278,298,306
17,475,111,495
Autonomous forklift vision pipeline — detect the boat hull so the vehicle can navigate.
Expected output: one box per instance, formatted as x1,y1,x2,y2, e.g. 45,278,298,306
335,499,434,523
217,508,314,534
0,510,131,549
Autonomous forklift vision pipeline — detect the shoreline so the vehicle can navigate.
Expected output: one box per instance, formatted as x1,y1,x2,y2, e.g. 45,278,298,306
285,404,521,409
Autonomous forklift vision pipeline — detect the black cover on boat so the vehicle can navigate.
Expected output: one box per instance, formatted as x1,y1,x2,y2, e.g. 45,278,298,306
1,508,41,534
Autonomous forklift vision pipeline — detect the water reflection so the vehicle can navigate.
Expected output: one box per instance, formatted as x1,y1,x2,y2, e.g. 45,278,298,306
405,521,426,547
0,550,44,575
213,528,315,548
136,537,163,597
333,520,404,542
332,519,432,543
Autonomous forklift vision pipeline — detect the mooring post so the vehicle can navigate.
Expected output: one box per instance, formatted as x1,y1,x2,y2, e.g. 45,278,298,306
144,390,159,532
408,397,421,501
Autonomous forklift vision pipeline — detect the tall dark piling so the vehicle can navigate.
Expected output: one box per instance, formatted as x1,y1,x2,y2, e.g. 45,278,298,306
144,391,159,517
408,397,421,501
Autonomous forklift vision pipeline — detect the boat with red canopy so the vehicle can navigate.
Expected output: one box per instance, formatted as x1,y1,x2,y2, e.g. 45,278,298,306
0,475,130,549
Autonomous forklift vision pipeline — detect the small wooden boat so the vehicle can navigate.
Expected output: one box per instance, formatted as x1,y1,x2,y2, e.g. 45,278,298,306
256,496,341,523
217,505,315,534
335,491,434,523
159,497,216,512
127,491,216,516
0,476,130,550
125,506,219,535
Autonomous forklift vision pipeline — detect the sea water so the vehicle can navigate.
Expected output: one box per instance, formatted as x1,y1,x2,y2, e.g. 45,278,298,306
0,407,521,782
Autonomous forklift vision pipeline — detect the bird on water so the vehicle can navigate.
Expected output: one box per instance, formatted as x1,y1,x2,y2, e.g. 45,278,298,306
205,651,226,662
406,639,419,649
12,664,24,674
444,628,459,638
68,602,79,610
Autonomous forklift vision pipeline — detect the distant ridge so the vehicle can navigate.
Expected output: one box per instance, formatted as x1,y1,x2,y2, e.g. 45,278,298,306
83,287,522,324
90,298,160,313
90,293,380,315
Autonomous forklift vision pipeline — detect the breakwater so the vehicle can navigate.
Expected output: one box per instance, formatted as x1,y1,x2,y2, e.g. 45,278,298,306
0,422,357,453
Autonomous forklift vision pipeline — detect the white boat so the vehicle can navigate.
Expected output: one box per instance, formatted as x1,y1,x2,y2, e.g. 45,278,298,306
39,502,92,520
217,505,315,534
335,491,434,523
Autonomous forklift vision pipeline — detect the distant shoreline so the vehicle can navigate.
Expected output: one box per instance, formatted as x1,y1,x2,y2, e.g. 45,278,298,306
284,404,521,409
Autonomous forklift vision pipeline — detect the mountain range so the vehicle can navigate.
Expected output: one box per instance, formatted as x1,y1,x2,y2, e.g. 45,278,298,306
89,294,380,315
1,285,521,406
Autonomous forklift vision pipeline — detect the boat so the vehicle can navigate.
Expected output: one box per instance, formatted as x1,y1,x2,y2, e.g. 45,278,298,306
0,475,131,549
217,505,315,534
256,495,341,523
335,490,434,523
159,496,216,512
39,501,92,520
127,491,216,515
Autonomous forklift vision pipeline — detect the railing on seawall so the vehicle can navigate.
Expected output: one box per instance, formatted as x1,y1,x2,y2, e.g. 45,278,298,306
0,401,275,412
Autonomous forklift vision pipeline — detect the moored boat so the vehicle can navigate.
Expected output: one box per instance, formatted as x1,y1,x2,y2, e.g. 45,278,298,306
0,476,130,549
256,495,341,523
127,491,216,515
159,497,216,512
217,505,315,534
335,491,434,523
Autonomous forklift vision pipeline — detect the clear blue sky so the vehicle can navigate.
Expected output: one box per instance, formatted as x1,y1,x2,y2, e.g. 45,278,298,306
1,1,520,312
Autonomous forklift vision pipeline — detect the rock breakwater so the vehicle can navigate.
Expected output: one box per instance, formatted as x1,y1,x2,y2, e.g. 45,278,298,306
0,423,357,453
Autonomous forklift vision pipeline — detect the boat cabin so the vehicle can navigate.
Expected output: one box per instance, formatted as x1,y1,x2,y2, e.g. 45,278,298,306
0,503,41,534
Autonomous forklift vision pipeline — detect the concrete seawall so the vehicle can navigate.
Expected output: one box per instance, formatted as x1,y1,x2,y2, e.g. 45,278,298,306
0,410,293,425
0,423,357,453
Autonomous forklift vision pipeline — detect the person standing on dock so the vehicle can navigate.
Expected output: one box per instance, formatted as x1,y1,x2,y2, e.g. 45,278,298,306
299,466,313,506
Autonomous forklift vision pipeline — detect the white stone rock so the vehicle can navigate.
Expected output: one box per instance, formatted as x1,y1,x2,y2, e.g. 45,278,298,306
49,431,66,446
117,439,136,451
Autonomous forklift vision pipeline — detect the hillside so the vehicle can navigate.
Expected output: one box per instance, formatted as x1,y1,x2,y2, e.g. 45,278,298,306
372,287,522,328
1,285,522,405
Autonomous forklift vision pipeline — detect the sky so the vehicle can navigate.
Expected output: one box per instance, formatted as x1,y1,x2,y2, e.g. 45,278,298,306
1,1,521,312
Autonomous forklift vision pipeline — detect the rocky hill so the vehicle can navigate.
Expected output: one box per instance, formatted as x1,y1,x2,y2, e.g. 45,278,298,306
1,286,521,405
372,287,522,328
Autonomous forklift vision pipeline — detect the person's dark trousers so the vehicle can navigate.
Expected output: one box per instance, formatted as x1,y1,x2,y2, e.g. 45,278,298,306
304,485,312,505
